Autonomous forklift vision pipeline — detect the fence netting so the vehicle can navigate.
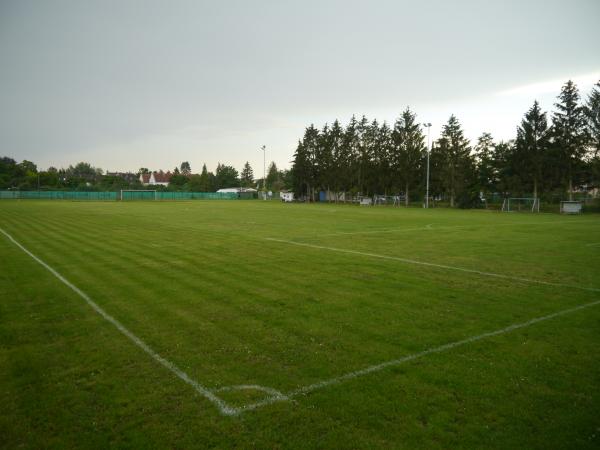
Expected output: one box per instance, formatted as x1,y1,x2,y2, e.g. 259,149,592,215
0,191,238,201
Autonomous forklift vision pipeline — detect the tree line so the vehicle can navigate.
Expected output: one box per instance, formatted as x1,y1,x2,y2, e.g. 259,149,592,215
0,159,292,192
291,80,600,207
165,161,292,192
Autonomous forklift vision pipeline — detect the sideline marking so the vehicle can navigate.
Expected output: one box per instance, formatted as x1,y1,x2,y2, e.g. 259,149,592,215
0,227,238,416
313,219,589,238
264,238,600,293
235,298,600,412
318,225,430,237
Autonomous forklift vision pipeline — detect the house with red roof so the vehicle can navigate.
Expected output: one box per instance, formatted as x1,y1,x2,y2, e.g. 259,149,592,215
139,171,172,187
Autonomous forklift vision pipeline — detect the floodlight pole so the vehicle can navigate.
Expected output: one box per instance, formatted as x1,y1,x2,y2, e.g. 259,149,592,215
260,145,266,199
423,123,432,208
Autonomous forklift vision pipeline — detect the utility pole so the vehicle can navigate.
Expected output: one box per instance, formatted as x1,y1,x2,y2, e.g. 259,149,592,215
423,123,432,208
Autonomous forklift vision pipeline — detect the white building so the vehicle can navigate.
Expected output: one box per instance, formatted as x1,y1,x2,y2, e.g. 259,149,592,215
139,171,173,186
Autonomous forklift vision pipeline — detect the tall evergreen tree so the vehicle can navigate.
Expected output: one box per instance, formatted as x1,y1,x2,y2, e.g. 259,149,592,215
552,80,589,199
585,80,600,189
342,116,359,196
180,161,191,175
374,121,392,195
437,115,472,207
361,119,380,196
392,108,425,205
585,80,600,157
265,161,280,190
329,119,346,201
198,163,211,191
240,161,254,187
474,132,496,196
353,116,370,194
492,140,518,195
515,101,549,199
316,123,335,198
292,125,319,200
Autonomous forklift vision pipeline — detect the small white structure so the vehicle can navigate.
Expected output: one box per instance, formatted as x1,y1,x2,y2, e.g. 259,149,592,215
560,201,583,214
217,187,257,194
360,198,372,206
281,192,294,202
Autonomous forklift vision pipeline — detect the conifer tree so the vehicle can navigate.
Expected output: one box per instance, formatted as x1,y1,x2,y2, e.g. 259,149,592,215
552,80,589,199
198,163,211,191
585,80,600,190
316,123,334,199
515,101,549,199
292,125,319,200
355,115,370,194
265,161,280,190
329,120,346,201
361,119,379,195
585,80,600,157
392,108,425,205
240,161,254,187
374,121,392,195
342,116,359,196
180,161,191,175
437,115,472,207
492,141,518,195
474,132,496,196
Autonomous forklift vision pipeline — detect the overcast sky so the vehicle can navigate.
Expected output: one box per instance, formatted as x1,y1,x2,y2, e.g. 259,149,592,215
1,0,599,174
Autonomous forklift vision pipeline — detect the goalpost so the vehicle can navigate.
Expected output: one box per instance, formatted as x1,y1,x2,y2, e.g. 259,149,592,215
501,197,540,212
120,190,157,201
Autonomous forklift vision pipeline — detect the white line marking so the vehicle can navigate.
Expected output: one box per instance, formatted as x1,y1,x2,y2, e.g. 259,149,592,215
265,238,599,293
308,219,592,238
585,242,600,247
214,384,288,401
318,225,432,237
0,227,239,416
235,298,600,412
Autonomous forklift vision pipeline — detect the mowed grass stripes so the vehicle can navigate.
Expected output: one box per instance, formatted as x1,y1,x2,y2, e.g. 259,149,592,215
1,200,599,449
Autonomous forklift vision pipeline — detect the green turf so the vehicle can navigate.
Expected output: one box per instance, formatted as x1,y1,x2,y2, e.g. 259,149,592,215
1,200,599,449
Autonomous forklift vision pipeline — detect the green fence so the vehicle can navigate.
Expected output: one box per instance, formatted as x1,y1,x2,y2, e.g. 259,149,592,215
0,190,117,200
151,191,237,201
0,190,238,201
120,191,157,201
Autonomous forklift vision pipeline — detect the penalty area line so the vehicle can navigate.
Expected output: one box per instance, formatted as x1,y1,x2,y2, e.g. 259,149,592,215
0,227,238,417
288,299,600,397
235,298,600,413
264,238,600,293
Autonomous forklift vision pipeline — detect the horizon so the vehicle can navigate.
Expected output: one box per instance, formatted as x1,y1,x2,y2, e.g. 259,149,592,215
1,0,599,173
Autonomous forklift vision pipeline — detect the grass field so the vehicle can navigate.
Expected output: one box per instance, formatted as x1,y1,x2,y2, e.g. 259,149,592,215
1,200,599,449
